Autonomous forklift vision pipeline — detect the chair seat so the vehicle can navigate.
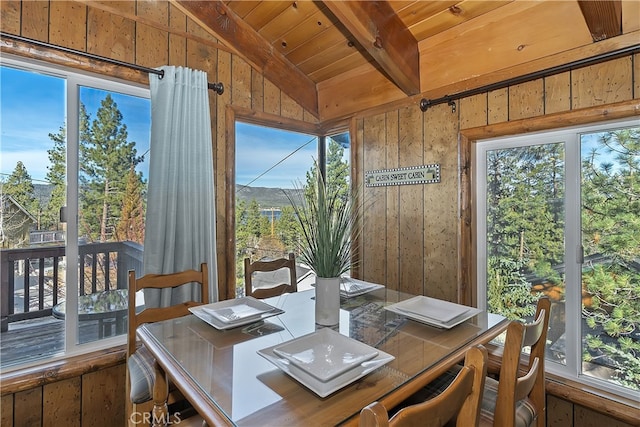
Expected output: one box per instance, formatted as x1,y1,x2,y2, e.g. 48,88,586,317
479,376,537,427
128,345,155,404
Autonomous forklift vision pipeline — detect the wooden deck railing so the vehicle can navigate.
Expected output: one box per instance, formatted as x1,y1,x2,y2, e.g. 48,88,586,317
0,241,143,331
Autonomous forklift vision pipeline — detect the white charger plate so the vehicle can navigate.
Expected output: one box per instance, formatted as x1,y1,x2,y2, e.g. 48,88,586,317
204,303,268,323
385,296,481,329
340,278,385,298
258,334,394,397
272,328,378,382
189,297,283,330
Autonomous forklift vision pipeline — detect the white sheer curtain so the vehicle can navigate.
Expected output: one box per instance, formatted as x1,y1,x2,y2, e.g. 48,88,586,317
143,66,217,306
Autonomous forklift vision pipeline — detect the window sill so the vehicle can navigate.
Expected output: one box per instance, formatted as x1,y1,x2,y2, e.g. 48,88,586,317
0,344,126,396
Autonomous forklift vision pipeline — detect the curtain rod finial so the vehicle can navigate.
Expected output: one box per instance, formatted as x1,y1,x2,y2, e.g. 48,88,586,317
209,82,224,95
419,98,430,112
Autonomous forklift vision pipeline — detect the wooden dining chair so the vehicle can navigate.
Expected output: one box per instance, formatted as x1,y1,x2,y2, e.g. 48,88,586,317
360,345,488,427
126,263,210,426
244,253,297,299
480,296,551,427
413,297,550,427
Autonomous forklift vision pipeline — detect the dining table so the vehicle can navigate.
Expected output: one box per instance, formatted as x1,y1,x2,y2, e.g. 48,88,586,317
136,285,508,427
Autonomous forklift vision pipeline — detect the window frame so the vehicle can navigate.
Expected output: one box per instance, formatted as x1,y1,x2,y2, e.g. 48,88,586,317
1,54,150,370
474,117,639,401
225,106,352,299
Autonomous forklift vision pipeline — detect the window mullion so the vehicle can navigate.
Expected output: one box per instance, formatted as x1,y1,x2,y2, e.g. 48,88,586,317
564,134,582,378
64,76,79,350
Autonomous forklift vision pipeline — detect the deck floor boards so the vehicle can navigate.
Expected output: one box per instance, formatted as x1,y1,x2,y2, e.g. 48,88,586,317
0,317,119,369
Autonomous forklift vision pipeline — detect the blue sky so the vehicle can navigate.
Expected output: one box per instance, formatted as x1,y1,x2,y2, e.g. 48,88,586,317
1,67,66,184
1,64,342,190
1,65,151,184
235,122,318,189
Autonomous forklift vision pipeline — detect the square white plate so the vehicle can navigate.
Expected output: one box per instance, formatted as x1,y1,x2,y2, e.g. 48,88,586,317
340,278,385,298
272,328,378,382
385,296,481,329
189,297,283,330
203,303,268,323
258,334,394,397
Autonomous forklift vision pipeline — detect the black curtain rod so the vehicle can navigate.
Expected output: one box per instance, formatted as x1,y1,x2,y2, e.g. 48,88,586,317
0,31,224,95
420,44,640,112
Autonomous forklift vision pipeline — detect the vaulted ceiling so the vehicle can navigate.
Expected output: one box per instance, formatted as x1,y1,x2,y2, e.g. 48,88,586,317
172,1,633,120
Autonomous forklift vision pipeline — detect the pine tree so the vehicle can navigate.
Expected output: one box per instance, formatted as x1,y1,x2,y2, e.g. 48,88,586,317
235,199,248,244
79,95,142,243
115,165,145,243
581,128,640,389
487,256,537,320
245,199,263,239
1,162,37,247
274,205,301,251
3,161,37,212
486,144,564,273
304,137,350,207
325,137,350,206
44,125,67,230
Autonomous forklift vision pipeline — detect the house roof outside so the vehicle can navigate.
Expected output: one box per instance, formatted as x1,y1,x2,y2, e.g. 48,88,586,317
1,194,37,223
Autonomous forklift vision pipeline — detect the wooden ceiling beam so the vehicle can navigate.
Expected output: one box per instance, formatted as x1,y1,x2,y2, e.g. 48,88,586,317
322,0,420,96
578,0,622,42
173,0,318,116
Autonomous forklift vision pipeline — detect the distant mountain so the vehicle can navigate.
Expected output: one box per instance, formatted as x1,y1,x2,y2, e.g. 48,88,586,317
235,185,302,208
31,183,298,210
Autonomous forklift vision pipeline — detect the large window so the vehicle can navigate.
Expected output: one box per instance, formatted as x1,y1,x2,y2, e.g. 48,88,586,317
234,122,350,296
0,56,150,370
475,118,639,398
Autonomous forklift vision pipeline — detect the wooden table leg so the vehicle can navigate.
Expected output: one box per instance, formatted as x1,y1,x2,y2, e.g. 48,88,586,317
152,361,169,427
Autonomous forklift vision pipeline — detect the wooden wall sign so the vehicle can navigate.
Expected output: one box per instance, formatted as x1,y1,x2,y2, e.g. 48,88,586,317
365,164,440,187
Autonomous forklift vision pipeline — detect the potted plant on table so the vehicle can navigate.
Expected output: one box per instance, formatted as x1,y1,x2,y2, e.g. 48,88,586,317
285,171,359,326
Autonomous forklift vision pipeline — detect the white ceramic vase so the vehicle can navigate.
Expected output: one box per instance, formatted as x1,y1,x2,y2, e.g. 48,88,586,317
315,277,340,326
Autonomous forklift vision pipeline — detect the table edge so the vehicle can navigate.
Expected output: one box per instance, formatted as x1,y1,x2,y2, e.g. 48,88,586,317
137,323,234,426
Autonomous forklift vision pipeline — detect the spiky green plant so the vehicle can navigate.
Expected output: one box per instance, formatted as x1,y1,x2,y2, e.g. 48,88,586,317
284,172,359,278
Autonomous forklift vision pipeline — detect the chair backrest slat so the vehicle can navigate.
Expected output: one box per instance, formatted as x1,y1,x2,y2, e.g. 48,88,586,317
523,308,546,347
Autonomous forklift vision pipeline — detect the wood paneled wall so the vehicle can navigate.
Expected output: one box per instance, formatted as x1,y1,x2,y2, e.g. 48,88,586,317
547,395,637,427
354,55,640,305
1,347,126,427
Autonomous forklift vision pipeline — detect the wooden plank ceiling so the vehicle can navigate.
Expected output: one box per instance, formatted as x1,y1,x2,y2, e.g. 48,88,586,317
173,0,623,118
